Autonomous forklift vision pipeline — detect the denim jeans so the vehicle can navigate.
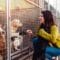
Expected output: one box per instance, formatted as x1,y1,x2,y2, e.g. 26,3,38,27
32,37,60,60
45,46,60,60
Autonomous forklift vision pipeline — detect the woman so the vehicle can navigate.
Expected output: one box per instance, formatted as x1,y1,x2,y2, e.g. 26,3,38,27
31,10,60,60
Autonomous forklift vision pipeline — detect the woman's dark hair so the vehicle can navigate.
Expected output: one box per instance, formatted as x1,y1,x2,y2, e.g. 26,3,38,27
41,10,55,33
42,10,55,26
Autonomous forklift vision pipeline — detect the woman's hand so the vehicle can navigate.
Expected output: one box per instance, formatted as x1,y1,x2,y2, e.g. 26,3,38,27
26,29,33,36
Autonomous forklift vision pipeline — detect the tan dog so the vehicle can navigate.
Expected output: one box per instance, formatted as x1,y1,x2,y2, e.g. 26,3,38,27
0,26,5,55
11,19,23,33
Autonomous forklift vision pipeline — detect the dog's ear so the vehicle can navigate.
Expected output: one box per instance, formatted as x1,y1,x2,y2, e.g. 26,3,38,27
11,36,18,41
19,31,27,35
11,37,14,41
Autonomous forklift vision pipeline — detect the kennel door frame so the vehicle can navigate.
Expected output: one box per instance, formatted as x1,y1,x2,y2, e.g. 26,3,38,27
6,0,11,60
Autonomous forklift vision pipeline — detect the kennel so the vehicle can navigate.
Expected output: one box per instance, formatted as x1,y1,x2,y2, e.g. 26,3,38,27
0,0,60,60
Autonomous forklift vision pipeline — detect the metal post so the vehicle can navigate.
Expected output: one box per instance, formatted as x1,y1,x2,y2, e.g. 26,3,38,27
48,0,50,10
6,0,11,60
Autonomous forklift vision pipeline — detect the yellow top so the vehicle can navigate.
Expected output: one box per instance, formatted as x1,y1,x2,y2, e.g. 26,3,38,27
38,25,60,48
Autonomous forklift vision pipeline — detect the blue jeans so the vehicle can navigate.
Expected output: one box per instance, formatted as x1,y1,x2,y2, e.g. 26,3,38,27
32,37,60,60
45,46,60,60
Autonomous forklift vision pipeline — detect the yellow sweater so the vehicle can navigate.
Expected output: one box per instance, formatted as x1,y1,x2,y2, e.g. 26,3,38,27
38,25,60,48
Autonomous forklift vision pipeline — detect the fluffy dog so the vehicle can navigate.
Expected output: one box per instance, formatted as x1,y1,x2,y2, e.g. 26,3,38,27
11,19,23,51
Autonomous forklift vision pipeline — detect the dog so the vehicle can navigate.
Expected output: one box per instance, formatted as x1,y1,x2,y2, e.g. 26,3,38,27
0,26,5,55
11,35,23,50
11,19,23,51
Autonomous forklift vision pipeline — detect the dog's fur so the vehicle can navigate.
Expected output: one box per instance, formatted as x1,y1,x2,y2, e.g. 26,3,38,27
11,19,23,51
0,29,5,55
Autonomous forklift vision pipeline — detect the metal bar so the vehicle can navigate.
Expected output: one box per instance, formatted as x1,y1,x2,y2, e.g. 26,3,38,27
11,46,29,56
25,0,41,8
6,0,11,60
11,47,30,59
11,49,29,59
19,51,33,60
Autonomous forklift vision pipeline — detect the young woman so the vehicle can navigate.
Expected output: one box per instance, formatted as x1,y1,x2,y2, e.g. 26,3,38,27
31,10,60,60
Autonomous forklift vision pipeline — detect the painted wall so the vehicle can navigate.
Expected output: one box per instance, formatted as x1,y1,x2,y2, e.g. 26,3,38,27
10,0,35,9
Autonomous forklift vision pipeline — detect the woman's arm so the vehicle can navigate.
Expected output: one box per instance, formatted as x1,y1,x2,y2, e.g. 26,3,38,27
38,25,60,48
50,25,59,44
38,25,59,43
38,29,51,41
